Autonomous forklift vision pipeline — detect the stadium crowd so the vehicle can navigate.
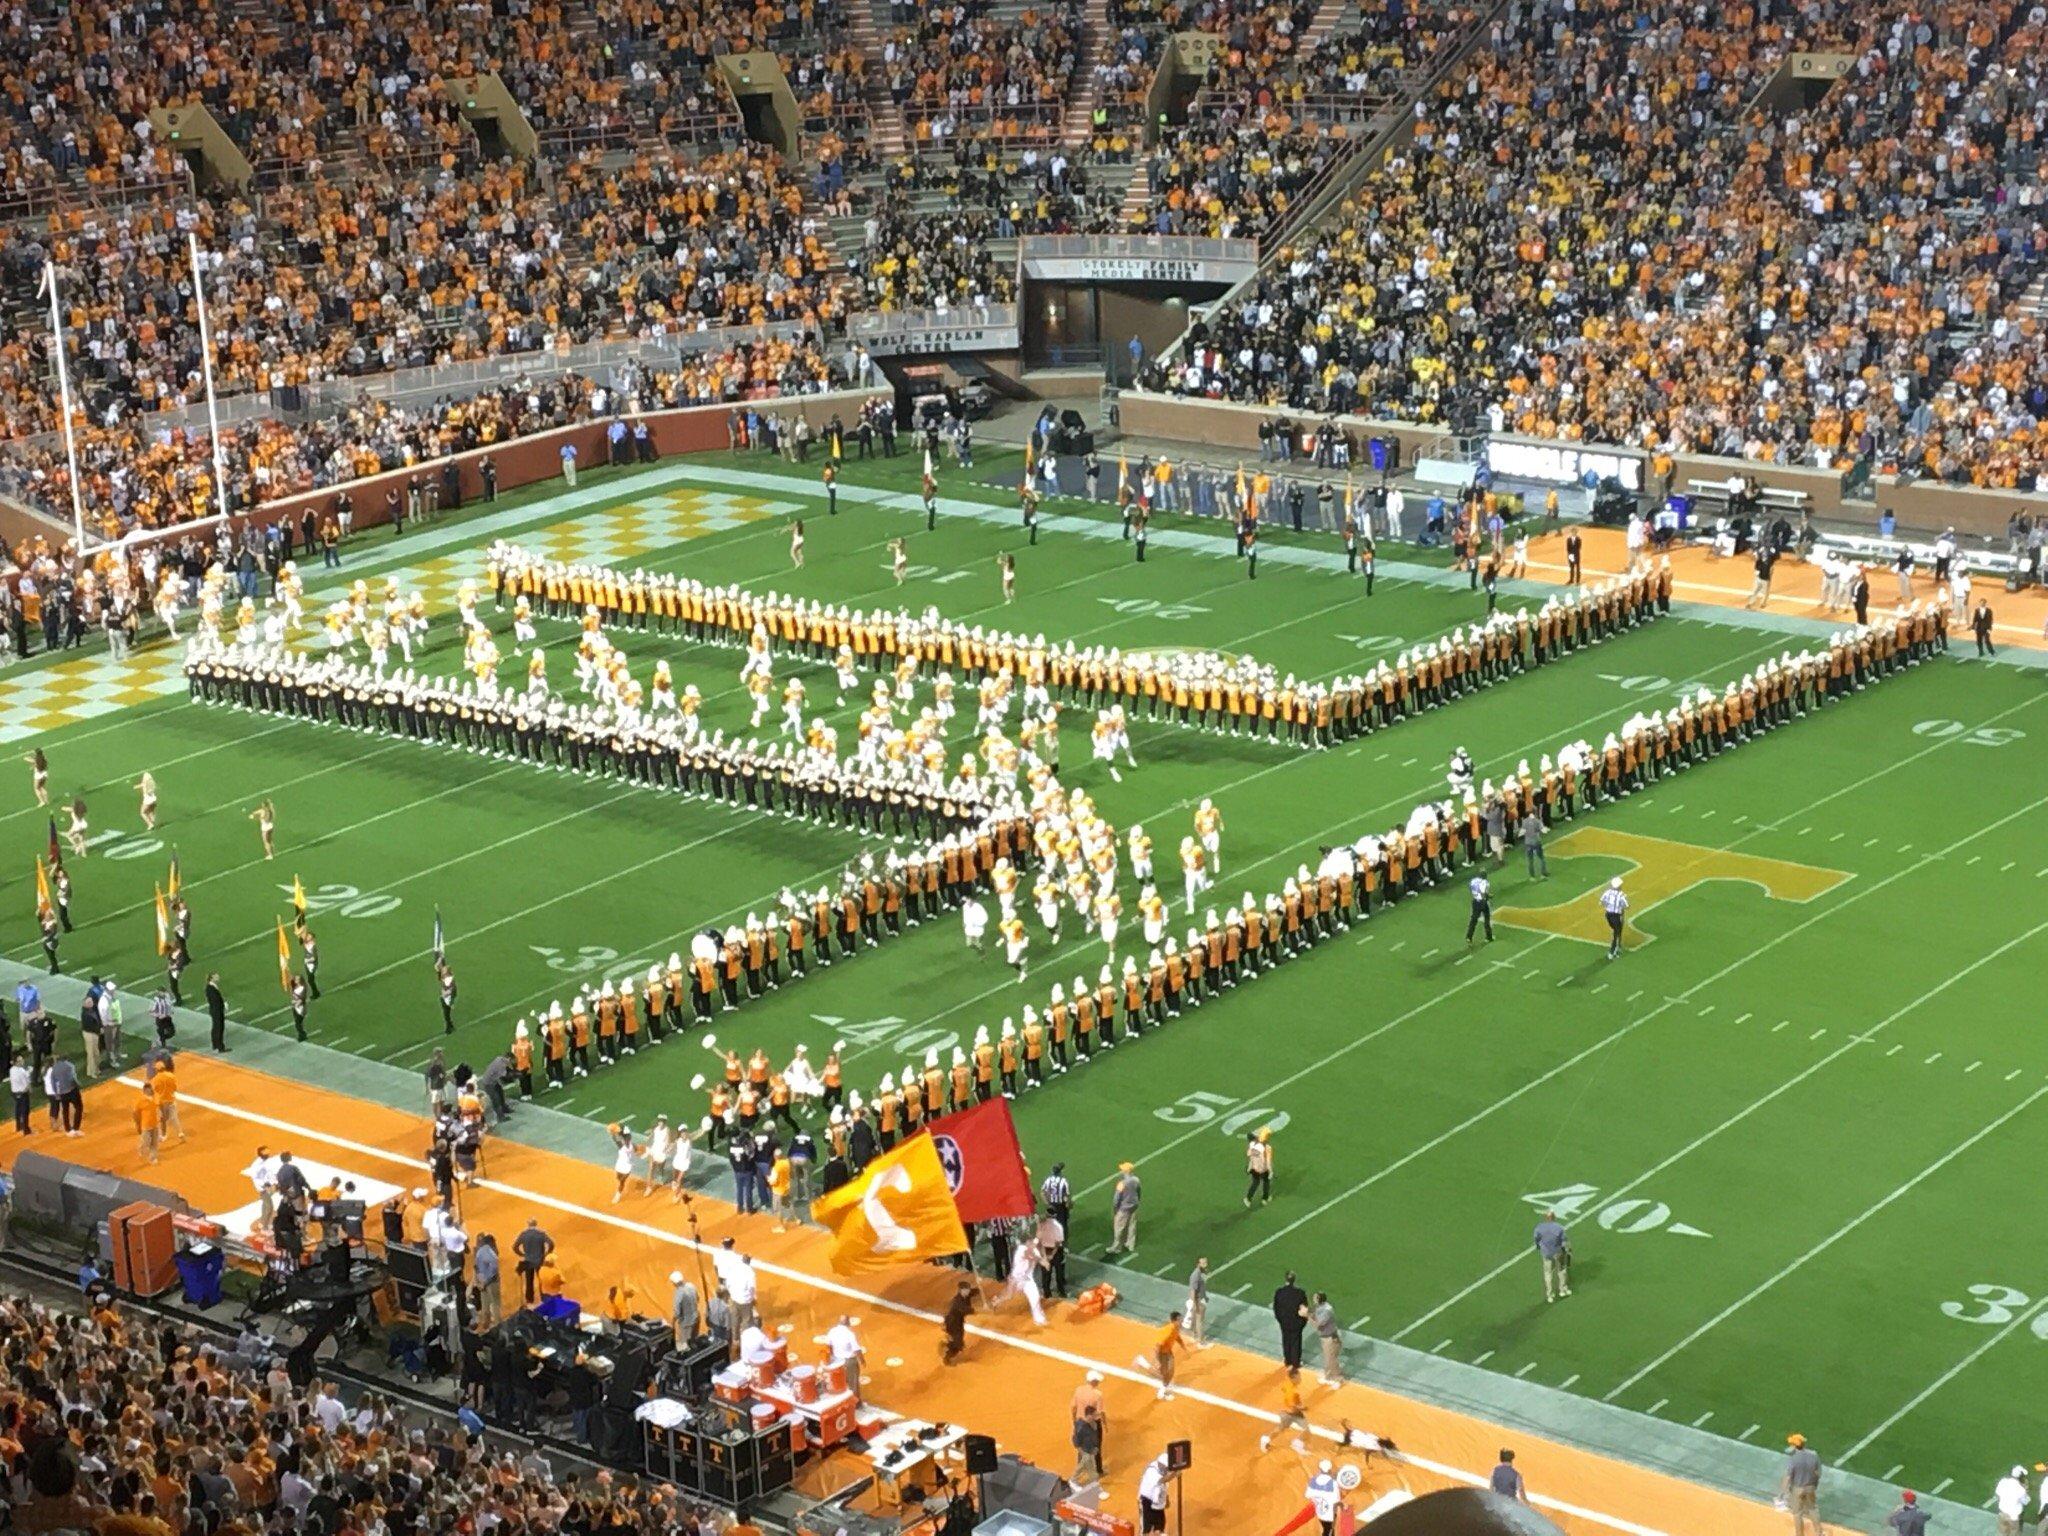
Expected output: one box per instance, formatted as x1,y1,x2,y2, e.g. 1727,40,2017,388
884,0,1084,134
2,0,2043,542
1144,0,2048,487
0,143,844,444
0,1289,739,1536
0,338,839,537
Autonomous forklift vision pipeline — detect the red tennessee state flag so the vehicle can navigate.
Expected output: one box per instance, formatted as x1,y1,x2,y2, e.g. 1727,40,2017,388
927,1098,1035,1224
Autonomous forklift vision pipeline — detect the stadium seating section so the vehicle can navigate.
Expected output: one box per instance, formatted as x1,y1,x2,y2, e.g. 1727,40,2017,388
0,0,2041,536
0,1289,736,1536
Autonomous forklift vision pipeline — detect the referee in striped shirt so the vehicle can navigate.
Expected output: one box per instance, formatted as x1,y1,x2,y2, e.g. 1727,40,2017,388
1041,1164,1072,1230
1601,877,1629,958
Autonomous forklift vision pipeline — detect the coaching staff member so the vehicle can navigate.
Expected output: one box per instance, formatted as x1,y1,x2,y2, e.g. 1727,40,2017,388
1272,1270,1308,1370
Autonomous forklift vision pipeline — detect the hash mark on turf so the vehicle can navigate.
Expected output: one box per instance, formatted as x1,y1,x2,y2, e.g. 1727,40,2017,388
1422,947,1440,959
1967,855,1982,866
1646,1398,1668,1415
1350,1315,1371,1330
1230,1283,1251,1298
1772,1020,1791,1033
1931,1480,1953,1497
1830,831,1845,842
1739,1425,1760,1442
1809,1028,1828,1040
1897,843,1914,854
1863,837,1879,848
1430,1338,1452,1355
1555,975,1572,988
1966,1060,1982,1074
1390,941,1406,953
1700,809,1716,820
1472,1350,1495,1366
2002,861,2018,872
2009,1070,2025,1082
1693,1412,1714,1428
1925,1052,1943,1065
1592,982,1609,994
1698,1004,1716,1018
1514,1363,1537,1379
1887,1045,1904,1057
1558,1373,1579,1390
1736,1012,1753,1024
1882,1465,1904,1482
1627,989,1645,1002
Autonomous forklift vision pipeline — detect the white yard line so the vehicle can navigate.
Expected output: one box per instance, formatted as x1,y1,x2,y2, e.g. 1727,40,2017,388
1384,801,2048,1339
1840,1296,2048,1466
1603,1083,2048,1400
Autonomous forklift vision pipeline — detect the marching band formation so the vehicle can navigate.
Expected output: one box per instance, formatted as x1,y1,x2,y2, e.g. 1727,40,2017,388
486,544,1676,750
173,499,1952,1169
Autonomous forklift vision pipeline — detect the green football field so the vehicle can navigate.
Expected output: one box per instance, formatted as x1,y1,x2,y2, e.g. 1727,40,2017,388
7,443,2047,1517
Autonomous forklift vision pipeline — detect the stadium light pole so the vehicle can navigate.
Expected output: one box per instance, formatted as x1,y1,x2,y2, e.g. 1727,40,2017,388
39,261,88,551
188,233,231,526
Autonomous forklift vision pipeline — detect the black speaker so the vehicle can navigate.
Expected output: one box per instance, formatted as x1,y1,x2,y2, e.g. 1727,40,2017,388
1165,1439,1192,1471
963,1434,999,1475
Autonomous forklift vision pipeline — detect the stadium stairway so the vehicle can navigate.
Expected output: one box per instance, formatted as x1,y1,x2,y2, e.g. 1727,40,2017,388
1060,0,1113,144
2020,271,2048,324
847,0,912,155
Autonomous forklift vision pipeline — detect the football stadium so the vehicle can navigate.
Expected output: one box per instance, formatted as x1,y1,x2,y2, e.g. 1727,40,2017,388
0,3,2044,1534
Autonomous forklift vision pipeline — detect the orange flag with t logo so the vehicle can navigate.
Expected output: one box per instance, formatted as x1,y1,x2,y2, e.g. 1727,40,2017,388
812,1131,969,1274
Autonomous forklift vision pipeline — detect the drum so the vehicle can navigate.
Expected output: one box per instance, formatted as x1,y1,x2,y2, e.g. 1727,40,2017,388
787,1364,819,1404
712,1368,748,1405
821,1359,849,1396
750,1402,779,1434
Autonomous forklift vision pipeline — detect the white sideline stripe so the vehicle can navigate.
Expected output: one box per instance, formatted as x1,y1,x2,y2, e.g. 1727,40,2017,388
1604,1081,2048,1400
1392,806,2048,1343
143,1078,1685,1536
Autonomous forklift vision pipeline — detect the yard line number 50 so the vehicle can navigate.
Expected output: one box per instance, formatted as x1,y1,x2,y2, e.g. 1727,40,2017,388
1154,1090,1291,1138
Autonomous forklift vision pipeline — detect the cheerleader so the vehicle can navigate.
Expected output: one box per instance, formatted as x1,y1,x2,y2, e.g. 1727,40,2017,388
512,595,538,650
649,660,677,713
790,518,805,569
66,794,89,858
891,539,908,585
26,749,47,806
1000,552,1016,603
135,772,158,830
781,677,806,737
834,644,859,705
250,800,276,860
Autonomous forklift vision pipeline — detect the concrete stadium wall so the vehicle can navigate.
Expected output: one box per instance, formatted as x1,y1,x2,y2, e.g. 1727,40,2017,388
1116,390,2048,537
1118,391,1459,467
248,387,889,535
